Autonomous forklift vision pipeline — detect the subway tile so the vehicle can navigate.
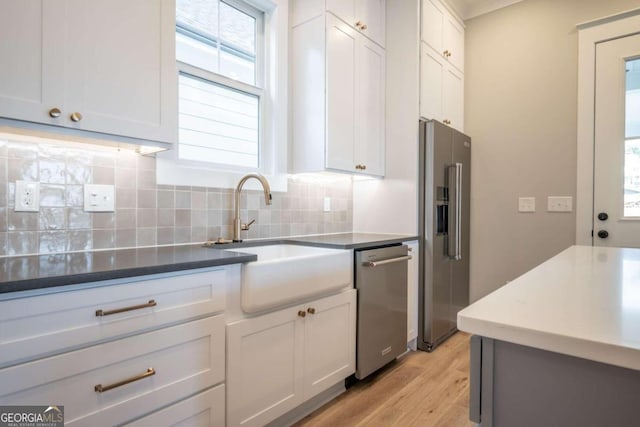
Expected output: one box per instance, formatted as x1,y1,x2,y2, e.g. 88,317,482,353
174,226,191,244
39,207,66,231
93,212,115,229
67,208,92,230
175,209,191,227
7,142,38,159
175,191,191,209
137,189,156,208
207,210,221,227
136,228,157,247
207,192,222,209
39,159,66,184
38,231,66,254
116,188,136,209
40,184,66,207
137,169,156,189
7,231,37,255
157,190,175,209
115,167,136,188
115,209,136,229
92,229,115,249
93,166,115,185
191,210,207,227
136,154,155,171
156,227,174,245
115,228,136,248
65,185,84,207
8,159,38,182
192,191,206,210
158,209,175,227
137,208,157,228
68,230,92,251
8,211,38,231
206,226,221,240
0,232,7,256
157,184,175,191
66,160,91,185
115,151,137,169
191,226,207,243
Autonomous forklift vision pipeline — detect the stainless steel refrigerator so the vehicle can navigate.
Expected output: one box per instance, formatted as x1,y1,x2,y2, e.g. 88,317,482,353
417,119,471,352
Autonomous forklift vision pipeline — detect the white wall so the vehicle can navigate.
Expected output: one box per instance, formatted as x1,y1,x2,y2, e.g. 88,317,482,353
465,0,640,301
353,0,420,236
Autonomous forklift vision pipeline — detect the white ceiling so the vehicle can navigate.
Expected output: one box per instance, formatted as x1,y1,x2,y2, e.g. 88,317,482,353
445,0,524,20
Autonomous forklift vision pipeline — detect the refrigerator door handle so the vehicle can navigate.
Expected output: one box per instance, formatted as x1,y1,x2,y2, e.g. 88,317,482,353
448,163,463,260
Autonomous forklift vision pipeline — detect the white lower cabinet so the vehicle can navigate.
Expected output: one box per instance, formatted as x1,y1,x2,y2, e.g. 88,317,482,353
226,289,357,427
126,384,225,427
0,316,225,426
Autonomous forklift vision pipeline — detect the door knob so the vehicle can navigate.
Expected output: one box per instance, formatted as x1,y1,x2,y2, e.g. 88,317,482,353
597,212,608,221
597,230,609,239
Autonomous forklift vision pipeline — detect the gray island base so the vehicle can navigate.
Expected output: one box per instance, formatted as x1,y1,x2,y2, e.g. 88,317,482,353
470,336,640,427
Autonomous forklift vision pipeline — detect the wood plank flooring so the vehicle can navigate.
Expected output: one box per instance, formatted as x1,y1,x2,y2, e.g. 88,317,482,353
293,332,474,427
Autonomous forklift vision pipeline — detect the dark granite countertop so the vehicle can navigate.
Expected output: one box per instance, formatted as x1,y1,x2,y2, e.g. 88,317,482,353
0,233,418,295
0,245,256,294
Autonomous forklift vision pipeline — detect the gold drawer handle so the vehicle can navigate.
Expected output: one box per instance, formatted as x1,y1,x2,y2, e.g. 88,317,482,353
94,367,156,393
96,299,157,317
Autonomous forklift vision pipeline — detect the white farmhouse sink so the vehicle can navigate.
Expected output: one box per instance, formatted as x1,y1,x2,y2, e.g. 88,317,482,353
227,245,352,313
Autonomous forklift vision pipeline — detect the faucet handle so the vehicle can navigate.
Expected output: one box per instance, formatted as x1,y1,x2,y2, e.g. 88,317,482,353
241,219,256,231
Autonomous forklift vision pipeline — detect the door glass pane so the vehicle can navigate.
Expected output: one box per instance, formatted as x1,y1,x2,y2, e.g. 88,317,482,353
624,58,640,217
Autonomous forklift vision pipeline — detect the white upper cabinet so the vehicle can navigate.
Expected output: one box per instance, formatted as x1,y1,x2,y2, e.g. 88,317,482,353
326,0,386,47
292,8,386,176
420,0,464,131
421,0,464,72
0,0,176,144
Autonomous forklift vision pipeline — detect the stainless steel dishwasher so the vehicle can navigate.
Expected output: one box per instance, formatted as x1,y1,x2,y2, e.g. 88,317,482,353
355,244,411,379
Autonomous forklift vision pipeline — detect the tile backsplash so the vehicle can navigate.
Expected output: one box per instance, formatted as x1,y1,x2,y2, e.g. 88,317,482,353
0,136,353,256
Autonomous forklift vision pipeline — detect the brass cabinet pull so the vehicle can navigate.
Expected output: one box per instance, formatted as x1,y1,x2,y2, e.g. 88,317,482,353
96,299,157,317
70,112,83,122
307,307,316,314
49,108,61,118
94,367,156,393
297,310,306,318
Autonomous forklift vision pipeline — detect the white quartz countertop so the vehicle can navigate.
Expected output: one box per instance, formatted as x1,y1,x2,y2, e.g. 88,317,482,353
458,245,640,371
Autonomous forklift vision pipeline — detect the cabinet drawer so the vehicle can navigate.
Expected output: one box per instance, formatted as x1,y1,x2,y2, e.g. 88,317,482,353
0,316,225,427
0,268,226,367
126,384,225,426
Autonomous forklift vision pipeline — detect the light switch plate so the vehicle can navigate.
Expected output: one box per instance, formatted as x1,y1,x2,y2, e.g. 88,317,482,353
84,184,115,212
548,196,573,212
518,197,535,213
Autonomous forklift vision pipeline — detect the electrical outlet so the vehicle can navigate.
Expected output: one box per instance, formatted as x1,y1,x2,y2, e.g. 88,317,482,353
548,196,573,212
15,181,40,212
518,197,535,213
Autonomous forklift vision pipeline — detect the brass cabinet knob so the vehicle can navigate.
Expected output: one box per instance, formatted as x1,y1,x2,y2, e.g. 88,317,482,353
361,164,367,170
70,112,83,122
307,307,316,314
443,50,449,56
355,20,363,29
48,108,61,118
443,119,451,125
298,310,306,318
361,23,367,30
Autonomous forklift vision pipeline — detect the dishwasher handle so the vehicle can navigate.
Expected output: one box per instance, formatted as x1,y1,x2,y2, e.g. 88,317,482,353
363,255,412,268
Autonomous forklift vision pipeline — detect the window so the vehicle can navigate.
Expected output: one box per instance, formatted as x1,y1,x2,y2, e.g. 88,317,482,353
176,0,264,169
624,58,640,216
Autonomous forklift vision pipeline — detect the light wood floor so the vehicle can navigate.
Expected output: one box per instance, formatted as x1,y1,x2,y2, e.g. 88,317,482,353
293,332,474,427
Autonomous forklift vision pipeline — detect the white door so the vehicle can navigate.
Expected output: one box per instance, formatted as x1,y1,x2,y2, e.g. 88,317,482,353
593,34,640,247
